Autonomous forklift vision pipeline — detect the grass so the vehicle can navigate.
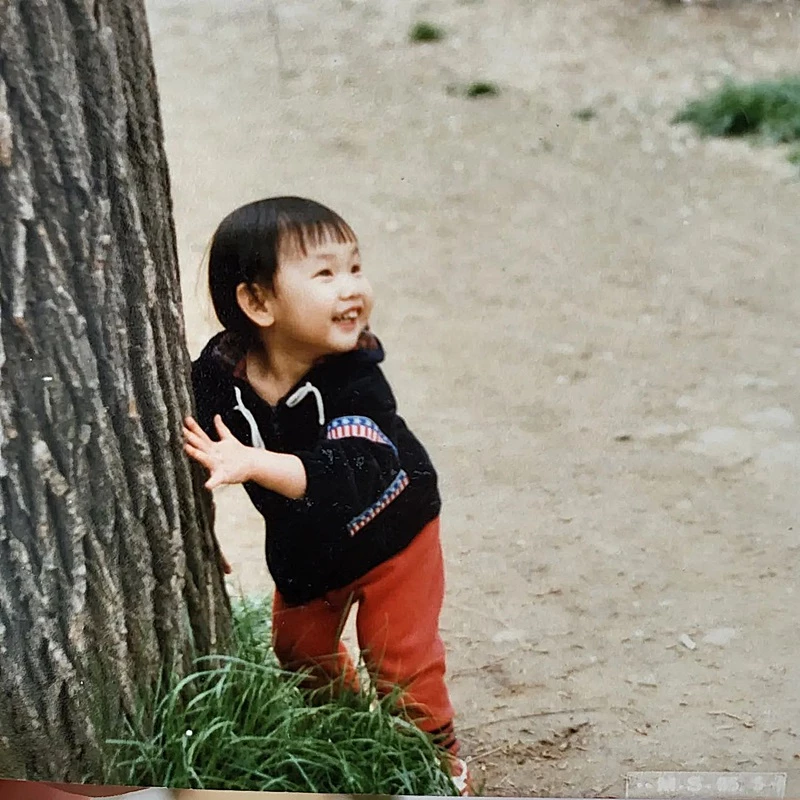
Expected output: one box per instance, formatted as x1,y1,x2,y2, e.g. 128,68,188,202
573,107,596,121
673,76,800,163
466,81,499,98
410,21,446,43
102,597,457,795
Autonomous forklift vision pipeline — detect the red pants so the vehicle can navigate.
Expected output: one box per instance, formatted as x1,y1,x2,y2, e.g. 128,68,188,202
272,517,458,753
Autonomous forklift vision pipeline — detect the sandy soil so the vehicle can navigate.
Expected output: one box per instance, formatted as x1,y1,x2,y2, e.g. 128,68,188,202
145,0,800,795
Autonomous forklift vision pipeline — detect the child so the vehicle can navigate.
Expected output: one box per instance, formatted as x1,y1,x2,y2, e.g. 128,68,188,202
182,196,471,794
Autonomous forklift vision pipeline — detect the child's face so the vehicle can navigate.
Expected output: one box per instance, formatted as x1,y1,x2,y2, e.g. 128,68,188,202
267,238,374,358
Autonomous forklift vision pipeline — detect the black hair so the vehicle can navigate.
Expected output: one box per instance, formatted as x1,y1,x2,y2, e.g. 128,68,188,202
207,196,357,346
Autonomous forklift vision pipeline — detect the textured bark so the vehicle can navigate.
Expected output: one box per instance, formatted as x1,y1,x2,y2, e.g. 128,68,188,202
0,0,231,782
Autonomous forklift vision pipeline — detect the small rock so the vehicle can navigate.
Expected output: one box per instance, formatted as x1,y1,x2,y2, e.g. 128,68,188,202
742,407,796,430
492,629,526,644
626,673,658,687
702,627,738,646
679,633,697,650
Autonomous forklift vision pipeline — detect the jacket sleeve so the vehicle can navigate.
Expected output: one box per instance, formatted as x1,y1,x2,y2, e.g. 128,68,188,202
191,360,253,446
191,360,218,439
289,370,408,537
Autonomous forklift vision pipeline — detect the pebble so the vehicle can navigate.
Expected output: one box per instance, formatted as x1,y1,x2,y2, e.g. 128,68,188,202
492,629,526,644
679,634,697,651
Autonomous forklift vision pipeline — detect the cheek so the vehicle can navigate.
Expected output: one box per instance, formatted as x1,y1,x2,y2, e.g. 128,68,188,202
363,283,375,311
293,285,327,311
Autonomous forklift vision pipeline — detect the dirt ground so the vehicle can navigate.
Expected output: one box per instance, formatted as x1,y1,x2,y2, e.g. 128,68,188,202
145,0,800,795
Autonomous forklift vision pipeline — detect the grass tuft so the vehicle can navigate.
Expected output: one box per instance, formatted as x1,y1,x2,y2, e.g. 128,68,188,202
466,81,499,98
410,21,446,43
573,107,596,121
101,597,457,795
673,77,800,155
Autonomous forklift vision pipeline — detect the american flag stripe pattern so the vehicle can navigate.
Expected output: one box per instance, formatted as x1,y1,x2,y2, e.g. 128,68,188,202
325,415,398,455
347,470,410,537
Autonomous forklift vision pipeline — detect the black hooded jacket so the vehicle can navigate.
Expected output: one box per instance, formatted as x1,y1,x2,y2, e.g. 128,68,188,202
191,330,441,606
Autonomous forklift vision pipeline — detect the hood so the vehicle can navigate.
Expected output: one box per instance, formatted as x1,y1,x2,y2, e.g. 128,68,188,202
194,328,386,411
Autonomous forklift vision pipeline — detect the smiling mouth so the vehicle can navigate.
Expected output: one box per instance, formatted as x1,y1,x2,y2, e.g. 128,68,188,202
333,309,360,323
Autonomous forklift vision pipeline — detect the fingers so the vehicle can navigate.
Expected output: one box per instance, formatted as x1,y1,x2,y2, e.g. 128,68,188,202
205,473,225,491
183,425,208,452
184,416,213,444
185,445,225,491
184,443,212,471
214,414,234,440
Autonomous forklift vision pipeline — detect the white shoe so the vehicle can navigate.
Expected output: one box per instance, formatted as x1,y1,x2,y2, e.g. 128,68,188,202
449,756,473,796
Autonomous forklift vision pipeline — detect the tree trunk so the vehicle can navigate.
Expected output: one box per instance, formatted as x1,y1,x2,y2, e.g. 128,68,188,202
0,0,231,783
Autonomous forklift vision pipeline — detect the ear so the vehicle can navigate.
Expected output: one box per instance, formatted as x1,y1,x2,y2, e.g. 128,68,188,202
236,282,274,328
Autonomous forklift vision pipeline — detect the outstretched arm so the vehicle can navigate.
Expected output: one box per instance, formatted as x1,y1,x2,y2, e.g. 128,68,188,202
183,415,307,499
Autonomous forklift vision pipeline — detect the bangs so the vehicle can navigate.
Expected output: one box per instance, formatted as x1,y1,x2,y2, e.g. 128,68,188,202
276,215,357,259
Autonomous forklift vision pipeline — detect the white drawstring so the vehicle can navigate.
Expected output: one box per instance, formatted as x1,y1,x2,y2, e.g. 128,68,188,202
286,381,326,426
233,386,266,449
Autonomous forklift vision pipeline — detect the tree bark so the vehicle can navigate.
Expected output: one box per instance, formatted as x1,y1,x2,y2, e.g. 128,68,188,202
0,0,231,783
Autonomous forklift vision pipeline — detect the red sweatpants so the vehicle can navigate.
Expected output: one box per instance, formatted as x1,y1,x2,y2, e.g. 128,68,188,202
272,517,458,753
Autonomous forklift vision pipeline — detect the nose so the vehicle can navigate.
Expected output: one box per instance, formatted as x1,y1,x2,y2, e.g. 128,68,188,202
338,271,362,299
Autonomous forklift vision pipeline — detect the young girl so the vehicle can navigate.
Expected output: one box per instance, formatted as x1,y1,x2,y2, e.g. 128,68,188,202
182,197,471,794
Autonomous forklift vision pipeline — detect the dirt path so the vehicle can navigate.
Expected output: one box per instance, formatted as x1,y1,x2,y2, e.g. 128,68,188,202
147,0,800,795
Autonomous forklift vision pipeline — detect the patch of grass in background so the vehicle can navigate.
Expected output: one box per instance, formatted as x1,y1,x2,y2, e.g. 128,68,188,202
410,21,446,43
573,107,597,121
673,76,800,164
466,81,499,98
102,597,457,795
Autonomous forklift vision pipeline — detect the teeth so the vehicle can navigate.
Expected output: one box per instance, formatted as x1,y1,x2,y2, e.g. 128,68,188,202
336,310,359,321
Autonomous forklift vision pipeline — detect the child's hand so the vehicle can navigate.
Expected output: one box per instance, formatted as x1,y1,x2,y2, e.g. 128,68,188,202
183,415,254,491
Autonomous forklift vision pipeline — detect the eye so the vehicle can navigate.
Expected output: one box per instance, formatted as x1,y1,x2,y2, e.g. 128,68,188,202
351,263,362,274
314,269,334,278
